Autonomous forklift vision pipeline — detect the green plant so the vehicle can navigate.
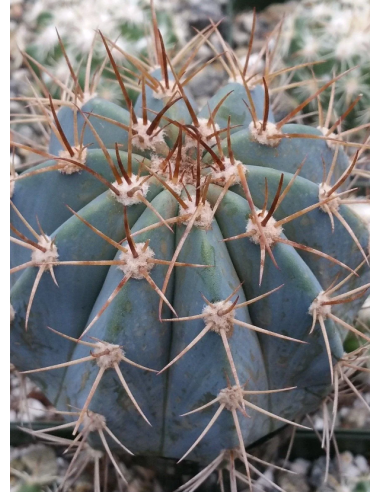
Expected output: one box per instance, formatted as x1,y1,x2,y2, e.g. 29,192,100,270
10,444,58,492
16,0,177,103
10,9,370,490
275,0,370,132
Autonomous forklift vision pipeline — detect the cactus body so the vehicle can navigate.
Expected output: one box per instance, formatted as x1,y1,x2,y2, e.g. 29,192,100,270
10,17,369,480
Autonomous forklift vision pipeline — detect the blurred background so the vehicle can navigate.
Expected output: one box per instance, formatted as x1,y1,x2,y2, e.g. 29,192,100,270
10,1,369,491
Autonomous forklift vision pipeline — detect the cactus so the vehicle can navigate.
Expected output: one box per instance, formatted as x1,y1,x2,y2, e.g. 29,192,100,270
10,7,370,490
17,0,177,103
10,443,58,492
274,0,370,132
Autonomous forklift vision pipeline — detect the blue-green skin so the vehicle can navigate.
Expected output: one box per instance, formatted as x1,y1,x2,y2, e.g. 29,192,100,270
198,83,275,133
49,99,132,156
205,124,349,187
10,80,369,462
10,150,154,283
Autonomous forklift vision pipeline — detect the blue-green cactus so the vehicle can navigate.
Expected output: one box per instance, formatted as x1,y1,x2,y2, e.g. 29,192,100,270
10,15,369,490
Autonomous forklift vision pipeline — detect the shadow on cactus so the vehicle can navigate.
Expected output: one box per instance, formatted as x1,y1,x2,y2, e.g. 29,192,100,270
10,6,370,491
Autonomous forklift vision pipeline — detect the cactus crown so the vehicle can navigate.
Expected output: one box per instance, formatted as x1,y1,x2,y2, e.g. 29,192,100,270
10,4,369,490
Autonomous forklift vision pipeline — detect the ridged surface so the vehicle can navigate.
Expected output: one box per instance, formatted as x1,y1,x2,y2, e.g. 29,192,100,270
11,87,369,462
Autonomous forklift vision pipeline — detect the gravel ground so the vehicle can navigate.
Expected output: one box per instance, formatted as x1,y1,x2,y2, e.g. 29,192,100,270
10,437,370,491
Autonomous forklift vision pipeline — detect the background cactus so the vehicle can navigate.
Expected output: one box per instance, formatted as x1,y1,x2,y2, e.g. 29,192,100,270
13,0,177,103
10,8,370,490
274,0,370,132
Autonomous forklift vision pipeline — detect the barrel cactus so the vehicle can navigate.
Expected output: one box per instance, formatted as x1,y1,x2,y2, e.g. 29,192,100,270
11,9,370,490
